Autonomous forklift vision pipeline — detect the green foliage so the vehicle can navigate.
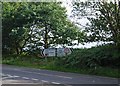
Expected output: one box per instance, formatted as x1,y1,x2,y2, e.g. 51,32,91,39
54,44,120,69
72,1,98,18
72,1,120,47
2,2,85,54
2,52,119,78
85,1,120,47
2,2,35,54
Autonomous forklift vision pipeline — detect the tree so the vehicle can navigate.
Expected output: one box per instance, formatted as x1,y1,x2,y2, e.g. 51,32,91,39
71,0,120,47
2,2,85,54
71,0,99,27
85,1,120,47
2,2,31,54
2,2,38,54
32,2,85,48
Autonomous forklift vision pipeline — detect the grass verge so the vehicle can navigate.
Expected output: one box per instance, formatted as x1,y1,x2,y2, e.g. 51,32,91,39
2,55,119,78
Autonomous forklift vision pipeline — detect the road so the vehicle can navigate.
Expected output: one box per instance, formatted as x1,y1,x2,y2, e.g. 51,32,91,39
1,65,119,86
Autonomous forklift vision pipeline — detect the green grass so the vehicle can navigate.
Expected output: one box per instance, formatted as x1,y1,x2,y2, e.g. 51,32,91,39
2,55,119,78
2,44,119,78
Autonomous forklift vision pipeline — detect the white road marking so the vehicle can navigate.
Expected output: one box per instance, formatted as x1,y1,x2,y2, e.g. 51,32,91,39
13,70,72,79
13,75,20,77
6,74,13,77
52,82,60,84
2,74,16,79
22,77,29,79
31,78,39,81
41,80,49,83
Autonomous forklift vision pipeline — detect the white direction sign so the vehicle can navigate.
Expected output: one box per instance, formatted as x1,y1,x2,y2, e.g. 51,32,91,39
43,48,56,57
57,48,65,56
43,48,71,57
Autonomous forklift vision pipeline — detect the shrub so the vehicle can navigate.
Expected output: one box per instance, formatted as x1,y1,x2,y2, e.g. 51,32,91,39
54,44,120,69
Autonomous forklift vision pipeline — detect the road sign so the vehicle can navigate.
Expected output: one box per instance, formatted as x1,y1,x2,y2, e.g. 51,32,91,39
64,48,71,55
43,48,56,57
57,48,65,56
42,48,71,57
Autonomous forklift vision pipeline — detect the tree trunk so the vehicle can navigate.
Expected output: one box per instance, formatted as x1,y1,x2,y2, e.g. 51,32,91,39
16,47,19,55
19,47,23,54
44,23,48,49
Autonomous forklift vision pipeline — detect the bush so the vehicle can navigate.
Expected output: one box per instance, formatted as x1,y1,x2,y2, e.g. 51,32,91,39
54,44,120,69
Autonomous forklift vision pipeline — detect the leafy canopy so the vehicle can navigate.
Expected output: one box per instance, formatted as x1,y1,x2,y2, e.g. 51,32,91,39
2,2,85,54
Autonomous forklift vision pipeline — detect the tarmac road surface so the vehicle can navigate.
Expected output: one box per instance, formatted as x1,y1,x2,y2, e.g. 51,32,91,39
1,65,119,86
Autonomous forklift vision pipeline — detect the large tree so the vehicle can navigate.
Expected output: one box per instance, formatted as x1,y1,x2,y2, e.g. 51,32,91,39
72,0,120,47
85,1,120,47
2,2,85,54
2,2,33,54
